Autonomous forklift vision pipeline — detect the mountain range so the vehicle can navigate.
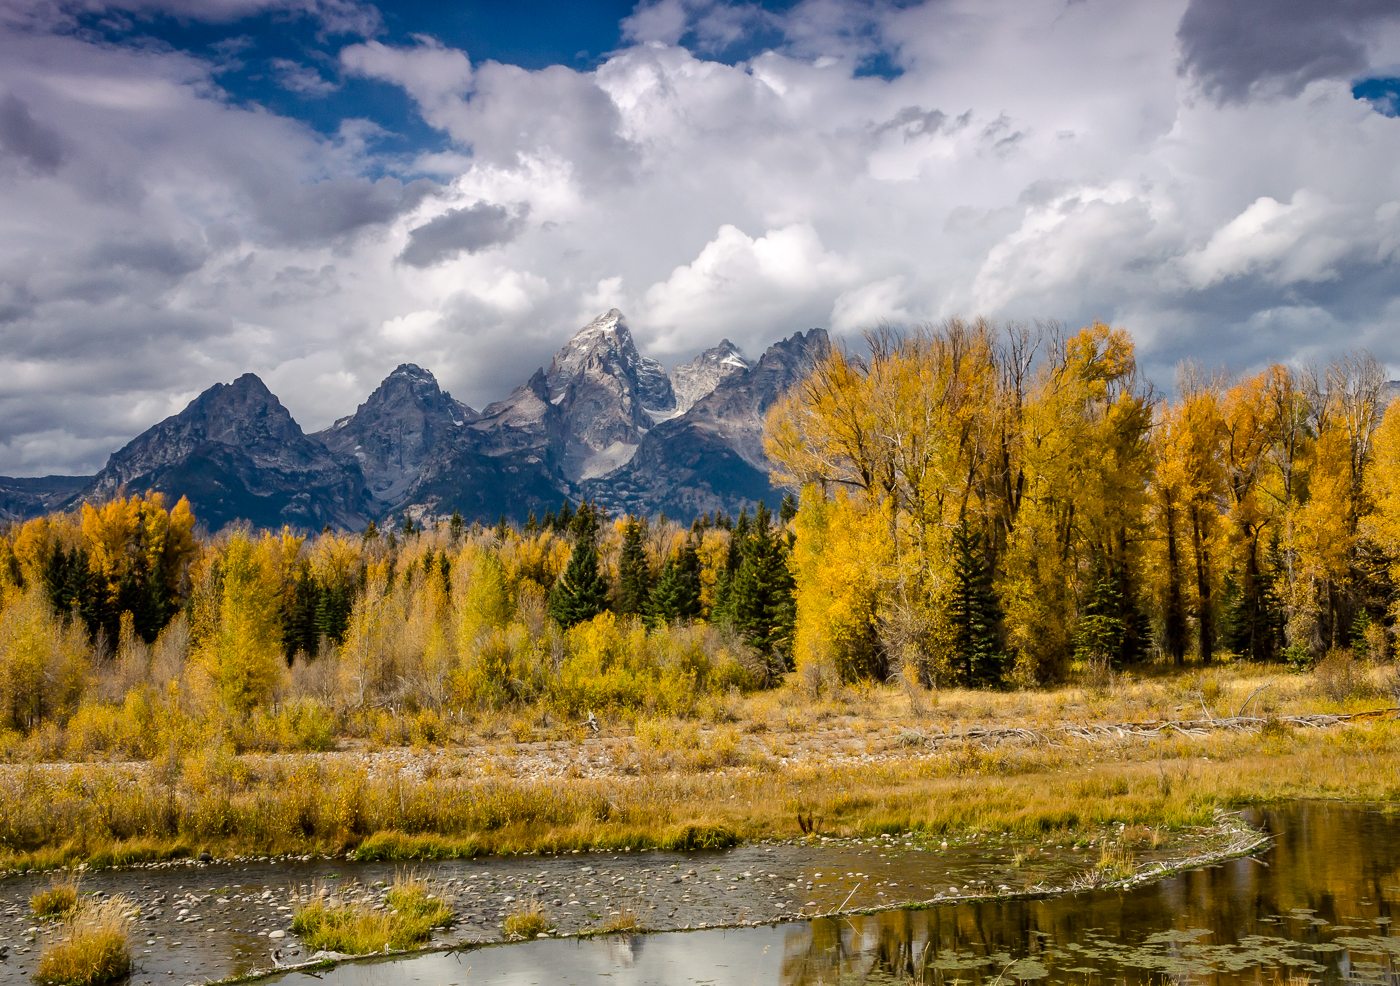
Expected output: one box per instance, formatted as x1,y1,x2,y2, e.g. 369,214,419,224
0,311,829,531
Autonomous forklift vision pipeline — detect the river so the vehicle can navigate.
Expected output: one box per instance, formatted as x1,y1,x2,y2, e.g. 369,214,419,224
2,802,1394,985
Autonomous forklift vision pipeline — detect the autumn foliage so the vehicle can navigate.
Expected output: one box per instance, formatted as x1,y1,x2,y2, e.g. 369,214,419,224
1,320,1398,760
767,319,1398,686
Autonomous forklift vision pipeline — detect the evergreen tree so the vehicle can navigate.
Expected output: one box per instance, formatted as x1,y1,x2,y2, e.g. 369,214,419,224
314,579,352,646
448,511,465,544
946,521,1005,687
569,499,602,540
726,504,797,662
282,561,319,660
649,541,702,624
549,526,610,628
616,518,652,616
362,520,380,543
1221,539,1286,661
1072,551,1146,672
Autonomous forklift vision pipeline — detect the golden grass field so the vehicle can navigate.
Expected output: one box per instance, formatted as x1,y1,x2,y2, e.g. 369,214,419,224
2,655,1397,874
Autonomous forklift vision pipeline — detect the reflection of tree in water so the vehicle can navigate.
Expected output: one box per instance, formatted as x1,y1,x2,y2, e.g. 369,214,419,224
774,806,1400,986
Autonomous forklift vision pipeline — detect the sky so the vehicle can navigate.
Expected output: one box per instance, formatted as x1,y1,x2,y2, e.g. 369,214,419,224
1,0,1400,476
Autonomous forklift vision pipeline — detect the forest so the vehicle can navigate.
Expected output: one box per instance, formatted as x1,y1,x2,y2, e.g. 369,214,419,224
1,319,1399,759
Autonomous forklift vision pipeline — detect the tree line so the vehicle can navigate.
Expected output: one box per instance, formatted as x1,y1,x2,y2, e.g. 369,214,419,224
766,319,1399,687
0,491,797,746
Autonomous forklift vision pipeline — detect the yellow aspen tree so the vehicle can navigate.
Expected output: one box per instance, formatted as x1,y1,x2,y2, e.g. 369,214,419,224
194,532,286,715
1363,399,1400,630
0,587,88,730
789,488,890,682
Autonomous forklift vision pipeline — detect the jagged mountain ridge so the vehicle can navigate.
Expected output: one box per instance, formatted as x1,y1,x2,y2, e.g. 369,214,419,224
315,363,476,505
1,312,830,530
584,329,829,518
82,373,375,532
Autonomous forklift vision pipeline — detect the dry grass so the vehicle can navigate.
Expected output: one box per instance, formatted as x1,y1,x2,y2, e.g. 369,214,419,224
33,895,134,986
290,875,452,954
502,899,553,940
2,662,1399,871
596,907,641,934
31,872,81,917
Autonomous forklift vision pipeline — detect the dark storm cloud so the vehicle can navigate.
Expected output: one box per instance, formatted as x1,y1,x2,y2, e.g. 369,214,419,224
1177,0,1400,103
398,202,527,268
0,93,64,173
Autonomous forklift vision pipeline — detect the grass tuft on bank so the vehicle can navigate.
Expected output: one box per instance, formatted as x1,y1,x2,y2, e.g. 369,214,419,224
33,895,134,986
290,876,452,954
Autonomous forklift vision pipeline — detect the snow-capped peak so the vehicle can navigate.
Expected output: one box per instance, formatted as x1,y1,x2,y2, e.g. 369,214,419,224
670,339,751,415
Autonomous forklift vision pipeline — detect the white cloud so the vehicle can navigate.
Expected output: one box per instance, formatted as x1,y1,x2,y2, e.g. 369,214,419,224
641,223,854,350
4,0,1400,474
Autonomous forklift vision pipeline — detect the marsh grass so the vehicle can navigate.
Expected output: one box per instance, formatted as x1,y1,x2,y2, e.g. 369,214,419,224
502,899,553,940
3,664,1400,871
31,872,80,917
1094,842,1136,882
290,875,452,954
33,895,133,986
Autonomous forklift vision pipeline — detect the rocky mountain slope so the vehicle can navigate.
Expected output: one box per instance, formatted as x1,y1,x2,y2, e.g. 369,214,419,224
314,363,476,504
0,312,829,530
79,373,375,531
585,329,828,518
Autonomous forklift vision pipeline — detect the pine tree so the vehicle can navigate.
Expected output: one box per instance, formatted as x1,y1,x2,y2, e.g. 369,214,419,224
282,561,319,659
947,521,1005,687
649,541,702,624
1072,550,1150,673
727,504,797,661
616,518,651,616
1221,537,1286,661
314,579,352,646
549,529,610,628
779,492,798,523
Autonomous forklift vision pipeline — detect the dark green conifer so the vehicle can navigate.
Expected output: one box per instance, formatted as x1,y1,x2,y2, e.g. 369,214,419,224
548,520,610,628
649,541,702,624
616,518,651,616
947,520,1005,687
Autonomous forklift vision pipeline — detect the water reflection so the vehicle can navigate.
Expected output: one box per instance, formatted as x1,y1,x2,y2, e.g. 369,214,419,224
772,803,1400,986
266,803,1400,986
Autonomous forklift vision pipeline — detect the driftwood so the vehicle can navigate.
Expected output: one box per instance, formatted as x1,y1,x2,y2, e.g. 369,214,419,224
910,707,1400,749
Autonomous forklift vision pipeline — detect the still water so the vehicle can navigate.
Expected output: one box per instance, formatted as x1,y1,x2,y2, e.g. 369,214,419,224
267,802,1400,986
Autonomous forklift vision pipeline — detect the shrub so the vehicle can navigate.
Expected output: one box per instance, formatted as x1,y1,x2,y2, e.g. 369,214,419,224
1315,649,1379,704
34,895,133,986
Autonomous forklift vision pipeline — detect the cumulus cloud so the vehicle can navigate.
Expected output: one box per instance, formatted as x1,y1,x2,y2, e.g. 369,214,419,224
4,0,1400,476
